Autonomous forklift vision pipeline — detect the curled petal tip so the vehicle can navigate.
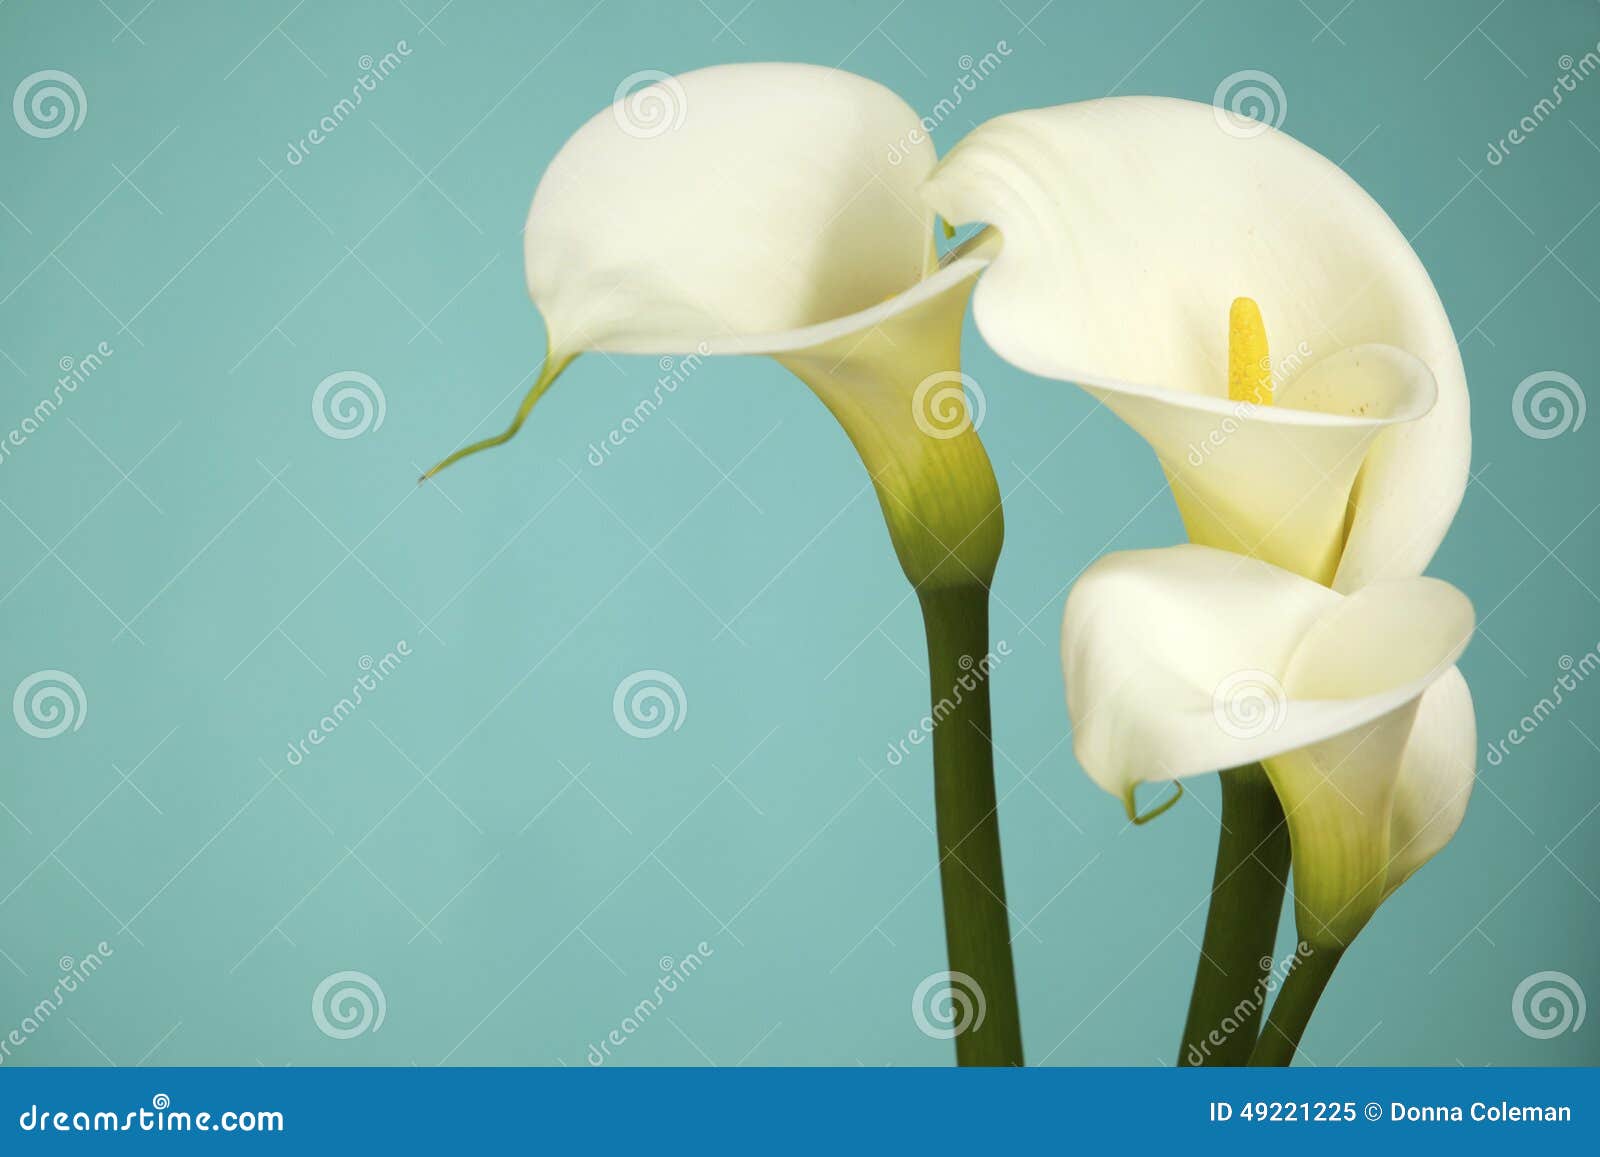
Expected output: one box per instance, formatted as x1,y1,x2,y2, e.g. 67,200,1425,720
418,352,572,483
1126,780,1185,825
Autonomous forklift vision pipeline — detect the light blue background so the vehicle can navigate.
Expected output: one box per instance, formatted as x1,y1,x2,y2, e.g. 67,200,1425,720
0,0,1595,1066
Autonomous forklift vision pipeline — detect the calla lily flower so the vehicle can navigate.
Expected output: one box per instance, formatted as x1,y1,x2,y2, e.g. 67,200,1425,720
920,95,1478,1061
422,63,1022,1065
427,62,1002,592
921,95,1469,592
1061,543,1476,949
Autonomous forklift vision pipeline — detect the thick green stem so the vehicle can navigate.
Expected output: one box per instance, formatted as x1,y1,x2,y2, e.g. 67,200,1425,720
1249,945,1345,1066
917,584,1023,1066
1178,763,1291,1066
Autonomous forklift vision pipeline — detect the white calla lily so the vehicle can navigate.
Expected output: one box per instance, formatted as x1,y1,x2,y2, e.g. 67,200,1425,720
428,62,1002,590
423,63,1022,1065
922,95,1469,591
1062,544,1476,947
925,96,1480,1049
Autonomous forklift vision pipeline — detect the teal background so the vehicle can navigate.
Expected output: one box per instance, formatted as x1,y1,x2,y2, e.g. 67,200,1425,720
0,0,1595,1067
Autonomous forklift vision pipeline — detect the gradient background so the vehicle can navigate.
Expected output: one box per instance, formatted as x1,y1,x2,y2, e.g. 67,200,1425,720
0,0,1595,1067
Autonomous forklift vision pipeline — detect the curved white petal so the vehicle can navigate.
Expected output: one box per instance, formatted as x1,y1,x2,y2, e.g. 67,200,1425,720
925,96,1469,586
1062,544,1475,942
1084,344,1435,584
424,66,1004,589
1383,667,1476,899
525,62,938,356
1262,577,1475,945
775,234,1006,589
1062,545,1338,802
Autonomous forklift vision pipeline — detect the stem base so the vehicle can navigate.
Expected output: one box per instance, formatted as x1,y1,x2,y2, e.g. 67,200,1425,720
918,586,1023,1066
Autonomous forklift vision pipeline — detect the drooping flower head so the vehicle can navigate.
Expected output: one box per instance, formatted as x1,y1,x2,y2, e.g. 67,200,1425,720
1063,544,1475,947
427,64,1004,591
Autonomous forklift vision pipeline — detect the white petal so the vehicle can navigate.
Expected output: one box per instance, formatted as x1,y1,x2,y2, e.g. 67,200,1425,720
1383,667,1476,899
925,96,1469,585
525,63,938,356
1061,545,1471,818
432,66,1004,588
1085,344,1435,583
775,235,1005,589
1261,578,1475,945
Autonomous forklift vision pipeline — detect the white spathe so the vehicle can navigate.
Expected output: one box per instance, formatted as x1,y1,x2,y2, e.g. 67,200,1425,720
461,63,1004,589
1062,544,1476,946
923,96,1469,591
526,63,941,355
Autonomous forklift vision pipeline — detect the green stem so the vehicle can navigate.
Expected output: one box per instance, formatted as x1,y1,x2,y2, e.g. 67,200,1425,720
1177,763,1291,1066
1249,945,1345,1066
917,584,1023,1066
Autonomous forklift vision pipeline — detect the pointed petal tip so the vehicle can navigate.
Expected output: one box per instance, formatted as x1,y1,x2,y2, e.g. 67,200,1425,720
416,353,573,484
1126,780,1185,825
